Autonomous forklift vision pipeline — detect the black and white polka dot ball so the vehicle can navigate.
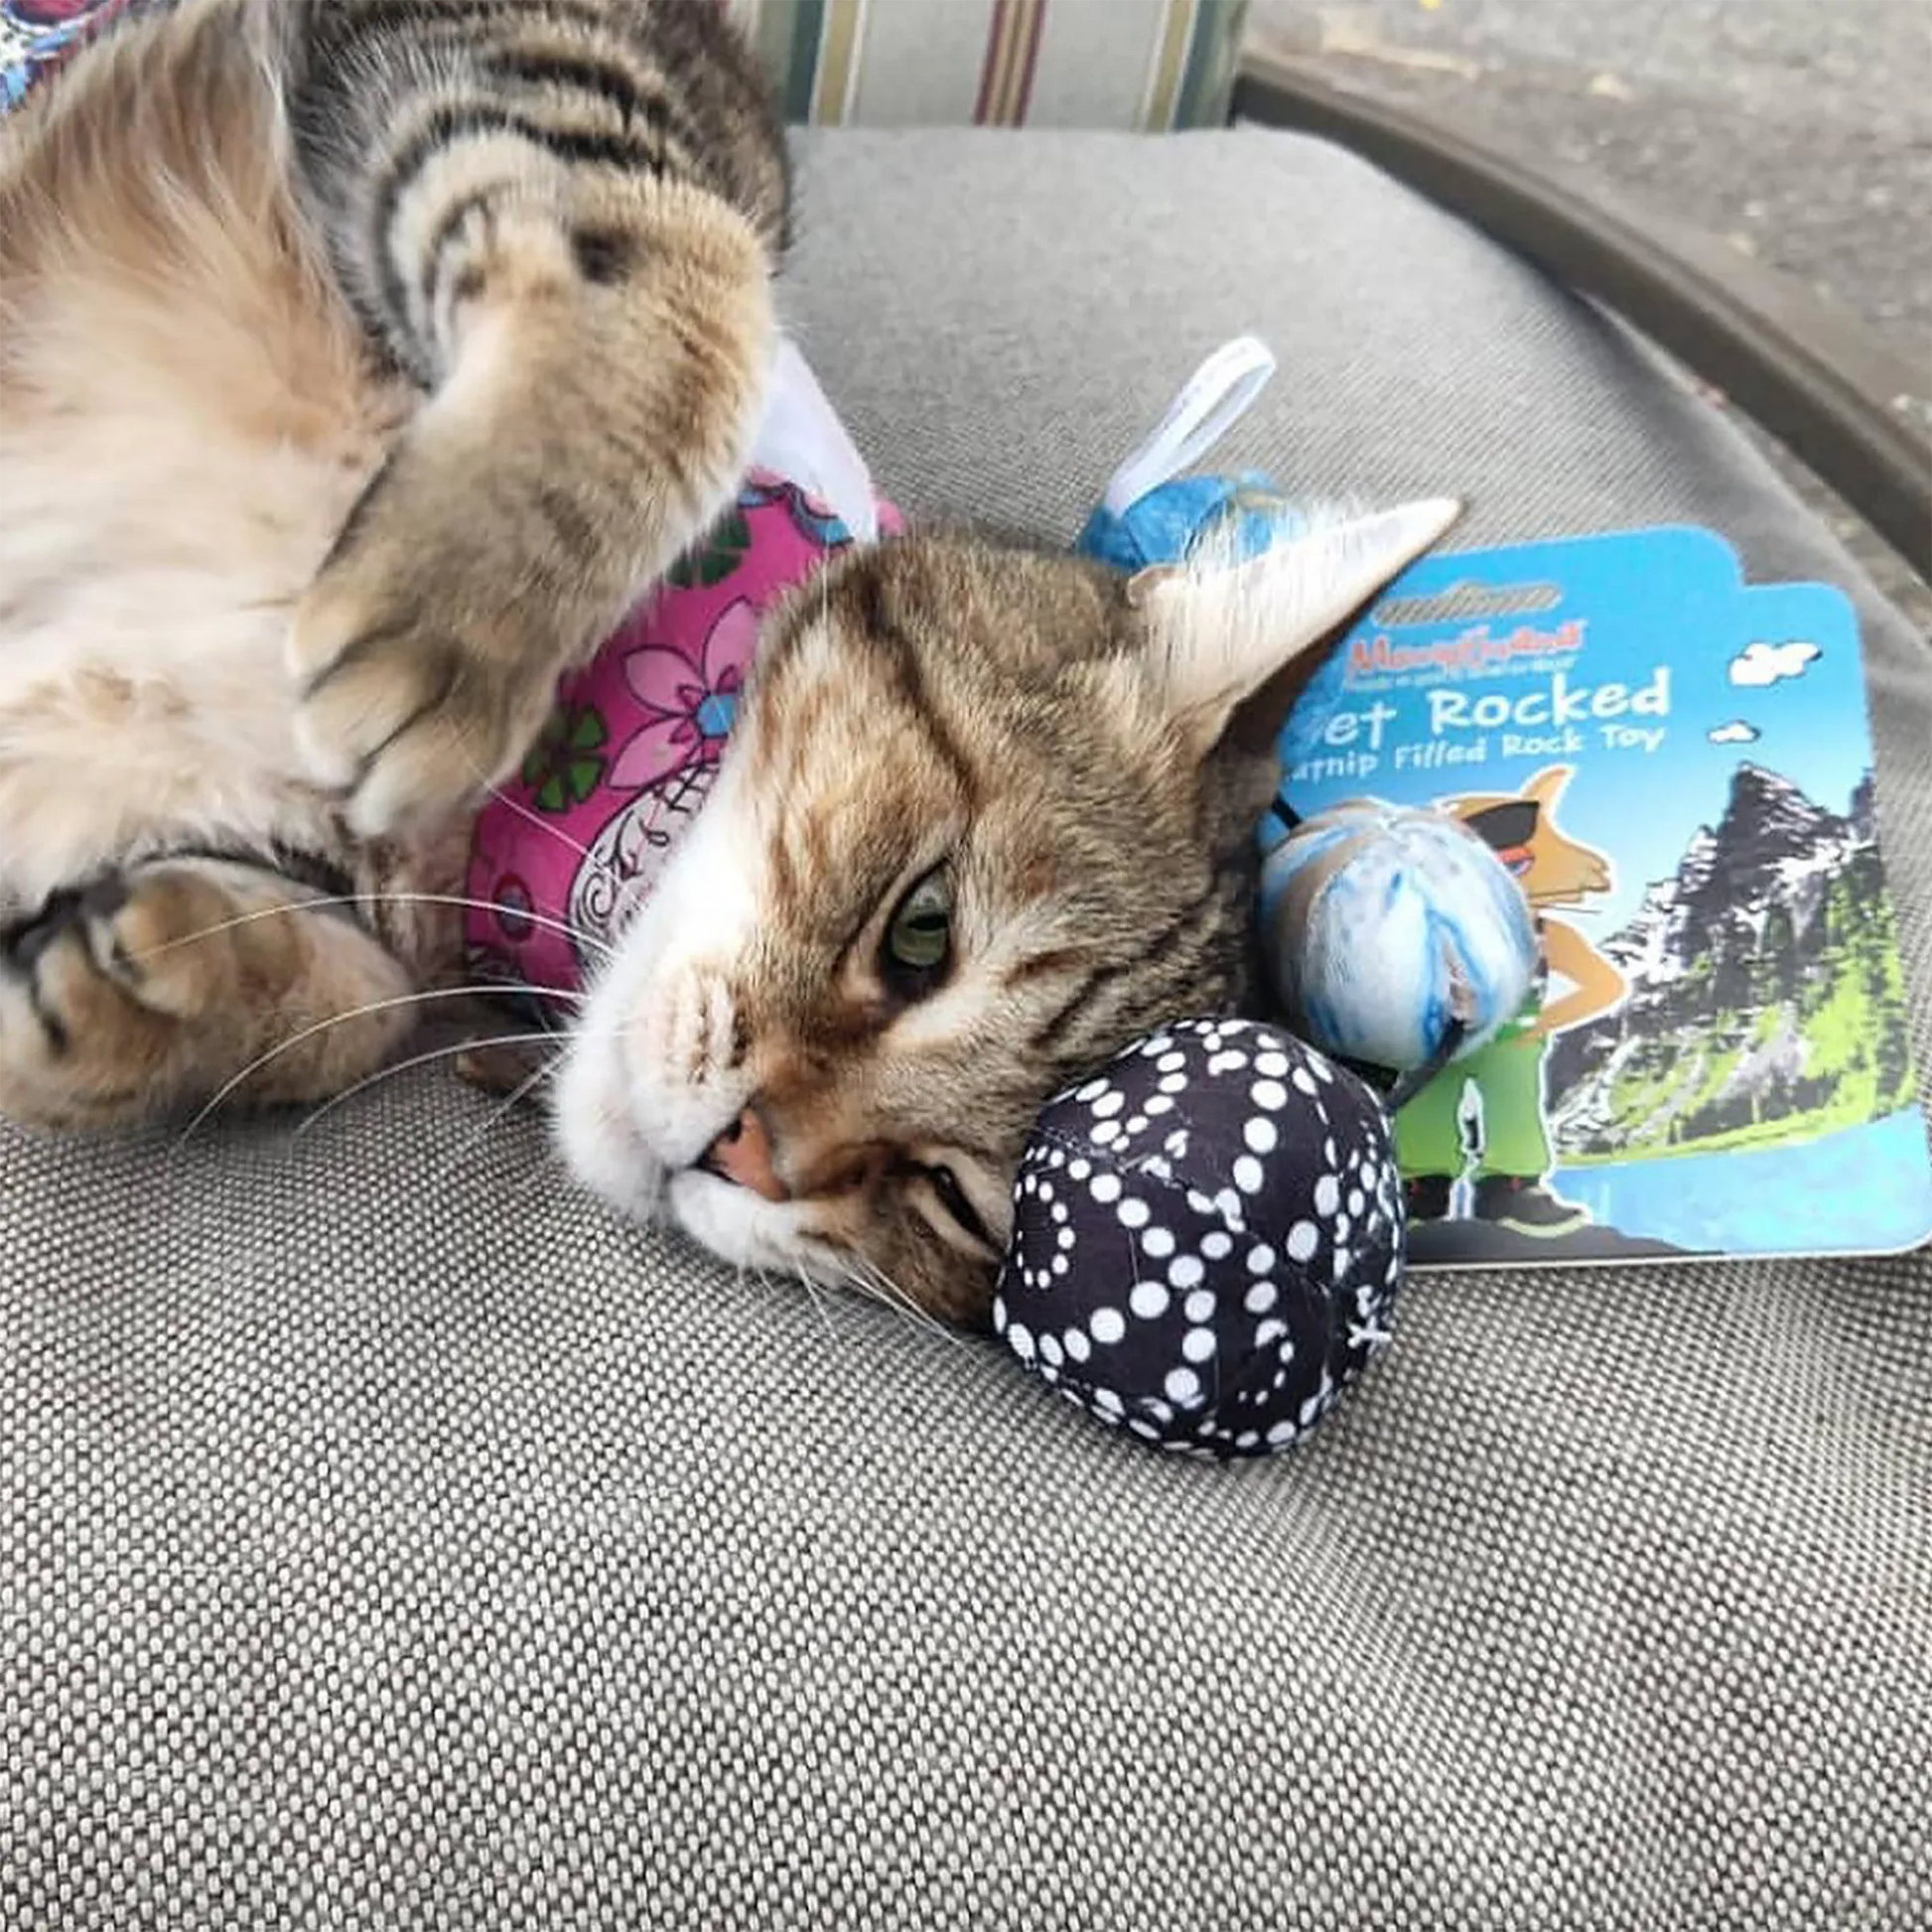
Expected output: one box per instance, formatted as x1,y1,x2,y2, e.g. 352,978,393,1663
995,1019,1404,1459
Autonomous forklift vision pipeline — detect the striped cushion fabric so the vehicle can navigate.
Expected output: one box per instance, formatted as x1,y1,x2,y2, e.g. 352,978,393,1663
723,0,1248,129
5,1,1247,131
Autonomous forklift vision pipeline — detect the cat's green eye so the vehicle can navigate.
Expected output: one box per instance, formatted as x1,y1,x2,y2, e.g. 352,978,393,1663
885,870,953,980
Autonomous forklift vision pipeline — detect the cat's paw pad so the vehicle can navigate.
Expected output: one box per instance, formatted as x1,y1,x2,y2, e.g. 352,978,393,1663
0,874,225,1126
289,468,591,838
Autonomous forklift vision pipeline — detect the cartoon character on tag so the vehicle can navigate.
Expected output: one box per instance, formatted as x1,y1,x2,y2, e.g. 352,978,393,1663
1397,765,1627,1235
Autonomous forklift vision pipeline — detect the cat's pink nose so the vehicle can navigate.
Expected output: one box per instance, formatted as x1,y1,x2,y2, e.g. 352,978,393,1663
703,1107,788,1201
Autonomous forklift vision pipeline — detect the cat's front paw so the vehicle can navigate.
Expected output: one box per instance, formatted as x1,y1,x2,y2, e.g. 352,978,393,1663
289,449,615,838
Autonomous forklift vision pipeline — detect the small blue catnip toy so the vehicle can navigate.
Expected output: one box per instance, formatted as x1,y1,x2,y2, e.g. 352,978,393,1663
995,338,1539,1460
1257,798,1542,1101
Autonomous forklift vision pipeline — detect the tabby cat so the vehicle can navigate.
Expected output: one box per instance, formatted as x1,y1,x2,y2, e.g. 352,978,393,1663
0,0,1452,1322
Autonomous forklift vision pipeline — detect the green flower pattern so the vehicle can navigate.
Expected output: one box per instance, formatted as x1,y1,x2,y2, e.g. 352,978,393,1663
521,703,610,813
665,508,752,591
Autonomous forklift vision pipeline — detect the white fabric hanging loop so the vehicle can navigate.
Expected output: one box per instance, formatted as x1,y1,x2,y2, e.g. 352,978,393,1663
747,336,885,543
1100,335,1279,517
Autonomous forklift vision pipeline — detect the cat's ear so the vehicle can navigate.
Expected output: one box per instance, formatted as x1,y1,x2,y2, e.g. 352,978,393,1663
1128,499,1462,755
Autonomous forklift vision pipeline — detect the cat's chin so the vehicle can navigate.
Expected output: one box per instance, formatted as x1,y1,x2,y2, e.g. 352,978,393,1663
663,1167,829,1279
550,1035,668,1225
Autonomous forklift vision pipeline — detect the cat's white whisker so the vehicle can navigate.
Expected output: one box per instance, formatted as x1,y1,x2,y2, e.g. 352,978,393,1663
475,770,603,871
831,1264,892,1321
790,1262,844,1349
171,984,555,1152
121,890,614,970
837,1256,963,1350
845,1266,945,1344
288,1028,566,1144
444,711,633,956
430,1052,568,1181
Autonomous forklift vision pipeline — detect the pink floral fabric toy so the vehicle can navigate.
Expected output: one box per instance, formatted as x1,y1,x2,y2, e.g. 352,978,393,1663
463,344,901,1001
1,0,137,108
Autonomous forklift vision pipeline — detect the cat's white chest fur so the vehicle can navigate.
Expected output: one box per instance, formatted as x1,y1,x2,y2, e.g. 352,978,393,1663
0,434,345,912
0,264,402,914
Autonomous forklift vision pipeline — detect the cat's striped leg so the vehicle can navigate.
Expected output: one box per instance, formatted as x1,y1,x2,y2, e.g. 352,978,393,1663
285,5,782,835
0,858,417,1131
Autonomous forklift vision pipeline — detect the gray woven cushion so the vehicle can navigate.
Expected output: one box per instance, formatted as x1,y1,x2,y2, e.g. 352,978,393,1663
6,128,1928,1929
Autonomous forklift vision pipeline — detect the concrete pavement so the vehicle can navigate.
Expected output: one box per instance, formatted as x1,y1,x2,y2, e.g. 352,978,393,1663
1244,0,1931,620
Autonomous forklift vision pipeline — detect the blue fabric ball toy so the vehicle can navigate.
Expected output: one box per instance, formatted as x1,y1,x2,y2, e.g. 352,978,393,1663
1258,799,1542,1096
1077,467,1302,575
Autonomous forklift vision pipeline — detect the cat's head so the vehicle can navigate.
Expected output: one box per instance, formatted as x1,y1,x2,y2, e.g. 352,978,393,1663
553,503,1456,1324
